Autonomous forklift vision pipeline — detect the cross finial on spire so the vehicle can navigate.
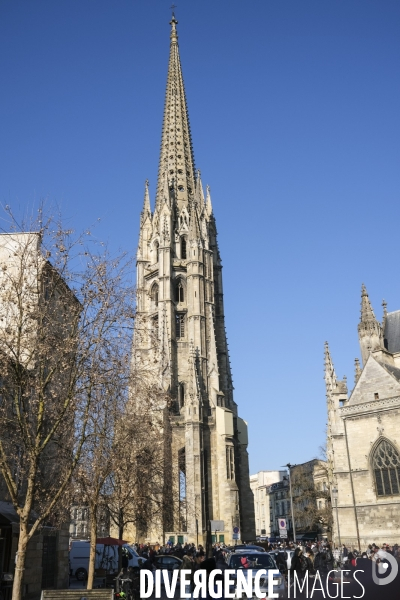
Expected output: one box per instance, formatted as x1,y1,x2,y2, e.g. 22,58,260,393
170,7,178,41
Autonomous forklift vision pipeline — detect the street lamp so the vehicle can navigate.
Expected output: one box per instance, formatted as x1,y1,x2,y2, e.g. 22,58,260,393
332,487,342,558
283,463,296,543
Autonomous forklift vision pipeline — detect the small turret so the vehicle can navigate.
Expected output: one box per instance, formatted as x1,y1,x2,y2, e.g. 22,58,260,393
205,184,213,216
195,170,205,204
141,179,151,219
358,284,383,366
324,341,337,396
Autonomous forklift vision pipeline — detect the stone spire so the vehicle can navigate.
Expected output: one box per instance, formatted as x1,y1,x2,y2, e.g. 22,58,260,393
141,179,151,217
195,170,205,204
358,284,383,365
324,341,337,396
156,13,196,210
360,283,377,323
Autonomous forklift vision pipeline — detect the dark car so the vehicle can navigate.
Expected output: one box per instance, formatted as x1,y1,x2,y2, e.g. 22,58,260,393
227,544,266,553
153,555,182,572
226,552,286,598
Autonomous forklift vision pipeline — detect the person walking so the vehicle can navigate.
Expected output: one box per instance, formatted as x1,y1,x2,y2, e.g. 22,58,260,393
179,554,194,597
291,548,307,583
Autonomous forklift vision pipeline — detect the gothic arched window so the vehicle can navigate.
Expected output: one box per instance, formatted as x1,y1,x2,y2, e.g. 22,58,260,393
372,439,400,496
175,313,185,339
151,283,159,308
154,241,159,262
175,280,184,303
181,237,187,260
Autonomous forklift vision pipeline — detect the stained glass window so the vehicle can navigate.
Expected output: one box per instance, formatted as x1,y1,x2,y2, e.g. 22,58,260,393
372,439,400,496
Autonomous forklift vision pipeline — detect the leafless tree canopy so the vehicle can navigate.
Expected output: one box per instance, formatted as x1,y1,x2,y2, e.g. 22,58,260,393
291,461,333,534
0,207,135,600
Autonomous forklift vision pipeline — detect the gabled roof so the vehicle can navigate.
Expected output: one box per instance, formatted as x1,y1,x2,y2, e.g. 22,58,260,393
384,310,400,354
348,354,400,405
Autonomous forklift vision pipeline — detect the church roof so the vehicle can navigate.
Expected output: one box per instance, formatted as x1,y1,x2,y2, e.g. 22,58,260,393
384,310,400,354
381,362,400,383
156,13,196,209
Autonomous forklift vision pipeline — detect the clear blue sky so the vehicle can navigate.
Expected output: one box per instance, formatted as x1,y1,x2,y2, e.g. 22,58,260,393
1,0,400,473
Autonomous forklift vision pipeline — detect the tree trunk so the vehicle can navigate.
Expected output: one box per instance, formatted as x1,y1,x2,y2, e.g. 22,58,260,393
12,520,29,600
87,507,98,589
118,509,124,571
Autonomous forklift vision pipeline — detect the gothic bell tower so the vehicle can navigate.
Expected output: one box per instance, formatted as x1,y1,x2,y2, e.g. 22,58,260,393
133,14,255,544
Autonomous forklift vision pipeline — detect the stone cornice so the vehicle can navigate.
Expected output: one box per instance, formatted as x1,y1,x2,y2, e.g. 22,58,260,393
144,269,159,280
340,395,400,417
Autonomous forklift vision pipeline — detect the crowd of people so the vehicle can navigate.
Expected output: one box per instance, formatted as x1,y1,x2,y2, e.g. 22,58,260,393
130,538,400,579
121,538,400,599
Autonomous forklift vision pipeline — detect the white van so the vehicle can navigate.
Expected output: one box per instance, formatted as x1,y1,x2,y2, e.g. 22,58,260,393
69,541,145,580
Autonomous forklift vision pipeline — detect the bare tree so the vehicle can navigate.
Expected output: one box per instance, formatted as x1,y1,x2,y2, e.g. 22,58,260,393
291,460,333,537
77,383,126,589
0,208,135,600
104,384,172,546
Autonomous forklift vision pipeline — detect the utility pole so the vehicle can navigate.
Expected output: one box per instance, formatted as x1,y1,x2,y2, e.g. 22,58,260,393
343,419,361,552
285,463,296,543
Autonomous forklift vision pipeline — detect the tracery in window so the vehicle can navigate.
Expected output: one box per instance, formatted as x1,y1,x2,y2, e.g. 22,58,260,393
175,280,184,303
372,439,400,496
175,313,185,338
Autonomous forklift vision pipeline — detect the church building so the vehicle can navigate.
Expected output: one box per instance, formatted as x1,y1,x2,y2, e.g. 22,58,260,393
132,15,255,545
326,285,400,547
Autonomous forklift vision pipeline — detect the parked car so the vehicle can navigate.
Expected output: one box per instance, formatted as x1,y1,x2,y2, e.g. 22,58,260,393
153,554,182,572
69,541,144,581
226,551,286,598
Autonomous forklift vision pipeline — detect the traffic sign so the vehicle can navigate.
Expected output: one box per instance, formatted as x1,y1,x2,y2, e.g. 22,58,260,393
233,526,240,540
278,519,287,530
233,526,240,534
279,531,288,539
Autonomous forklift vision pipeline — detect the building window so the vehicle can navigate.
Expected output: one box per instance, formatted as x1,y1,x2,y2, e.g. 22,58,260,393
374,392,379,400
226,446,235,480
154,241,159,262
372,439,400,496
178,382,185,409
151,283,159,308
175,313,185,338
181,237,187,259
175,280,184,303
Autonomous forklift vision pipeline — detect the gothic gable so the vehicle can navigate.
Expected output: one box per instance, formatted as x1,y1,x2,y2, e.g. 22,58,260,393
349,354,400,405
